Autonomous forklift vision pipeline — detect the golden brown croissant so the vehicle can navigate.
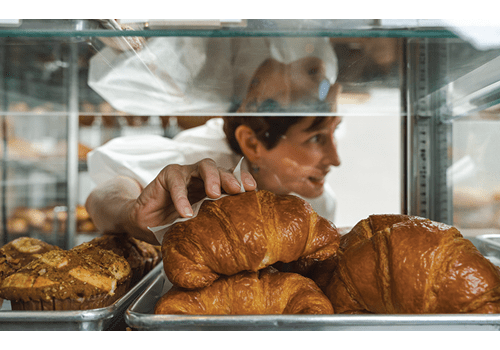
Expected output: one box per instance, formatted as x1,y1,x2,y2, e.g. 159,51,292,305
162,190,340,289
324,214,500,314
154,267,333,315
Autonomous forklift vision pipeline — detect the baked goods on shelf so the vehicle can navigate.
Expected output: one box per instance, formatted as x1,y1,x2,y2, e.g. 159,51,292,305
79,101,96,126
0,237,61,285
124,115,149,127
322,214,500,314
155,266,333,315
0,138,44,159
73,233,161,285
6,217,30,235
7,205,98,235
0,233,161,311
78,143,93,162
76,205,97,233
0,248,131,311
7,208,47,235
99,101,120,127
161,190,340,290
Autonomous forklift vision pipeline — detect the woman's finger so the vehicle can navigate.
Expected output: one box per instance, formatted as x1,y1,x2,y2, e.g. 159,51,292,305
162,163,196,218
222,166,257,193
219,168,245,194
196,158,223,199
240,171,257,191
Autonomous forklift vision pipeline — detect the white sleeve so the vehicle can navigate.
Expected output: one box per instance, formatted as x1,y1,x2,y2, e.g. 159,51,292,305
87,134,187,187
87,119,238,189
88,37,234,115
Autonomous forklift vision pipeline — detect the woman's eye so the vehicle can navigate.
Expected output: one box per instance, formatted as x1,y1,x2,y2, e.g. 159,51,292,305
308,134,323,144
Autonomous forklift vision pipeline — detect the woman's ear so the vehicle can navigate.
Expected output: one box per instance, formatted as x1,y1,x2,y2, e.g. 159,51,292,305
234,125,263,163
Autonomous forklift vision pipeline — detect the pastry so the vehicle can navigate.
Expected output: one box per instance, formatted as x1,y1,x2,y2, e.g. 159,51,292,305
162,190,340,289
0,237,61,284
73,233,161,284
154,267,333,315
0,248,131,310
323,214,500,314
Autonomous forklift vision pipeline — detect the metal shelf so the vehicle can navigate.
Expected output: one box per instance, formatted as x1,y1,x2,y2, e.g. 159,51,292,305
0,19,458,38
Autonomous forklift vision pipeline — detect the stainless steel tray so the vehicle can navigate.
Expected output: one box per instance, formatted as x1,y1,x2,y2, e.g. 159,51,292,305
475,234,500,267
0,262,162,331
125,238,500,331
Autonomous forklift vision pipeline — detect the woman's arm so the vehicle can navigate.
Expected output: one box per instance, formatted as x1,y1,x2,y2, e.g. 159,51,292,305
85,158,257,245
84,175,156,243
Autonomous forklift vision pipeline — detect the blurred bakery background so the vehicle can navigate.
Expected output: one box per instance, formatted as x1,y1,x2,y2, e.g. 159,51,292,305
1,19,500,250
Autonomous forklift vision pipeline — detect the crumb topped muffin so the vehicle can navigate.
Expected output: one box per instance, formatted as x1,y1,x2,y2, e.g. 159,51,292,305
72,233,161,284
0,248,131,310
0,237,61,284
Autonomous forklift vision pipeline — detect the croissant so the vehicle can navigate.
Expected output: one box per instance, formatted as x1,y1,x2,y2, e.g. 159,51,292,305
161,190,340,289
154,267,334,315
324,214,500,314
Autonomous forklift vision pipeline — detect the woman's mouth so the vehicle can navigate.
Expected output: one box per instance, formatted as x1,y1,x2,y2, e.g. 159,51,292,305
308,176,325,186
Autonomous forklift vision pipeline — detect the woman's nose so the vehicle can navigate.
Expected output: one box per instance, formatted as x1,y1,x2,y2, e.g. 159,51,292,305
324,138,341,167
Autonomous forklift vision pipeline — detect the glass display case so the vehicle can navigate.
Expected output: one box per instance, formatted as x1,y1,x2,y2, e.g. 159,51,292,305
1,19,499,250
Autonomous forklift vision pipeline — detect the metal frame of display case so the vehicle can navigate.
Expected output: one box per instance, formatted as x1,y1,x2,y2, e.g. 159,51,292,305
1,42,6,244
406,38,454,224
406,37,500,224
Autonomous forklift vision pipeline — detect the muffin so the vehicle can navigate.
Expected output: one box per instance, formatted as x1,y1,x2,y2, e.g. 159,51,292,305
0,237,61,308
72,234,161,284
0,237,61,284
0,248,131,311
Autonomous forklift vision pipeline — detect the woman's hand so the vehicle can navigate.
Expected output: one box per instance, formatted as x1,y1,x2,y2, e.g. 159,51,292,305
86,158,256,245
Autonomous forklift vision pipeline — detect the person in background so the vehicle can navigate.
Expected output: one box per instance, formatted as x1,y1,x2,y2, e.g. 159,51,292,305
85,56,342,245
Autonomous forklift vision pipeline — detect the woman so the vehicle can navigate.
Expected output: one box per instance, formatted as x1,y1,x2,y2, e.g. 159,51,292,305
85,57,342,245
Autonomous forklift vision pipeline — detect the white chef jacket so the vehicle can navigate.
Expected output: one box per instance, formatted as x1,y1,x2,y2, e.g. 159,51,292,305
87,118,337,222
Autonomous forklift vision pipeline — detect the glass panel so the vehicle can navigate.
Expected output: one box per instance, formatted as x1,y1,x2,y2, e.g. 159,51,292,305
1,107,69,246
1,29,404,246
327,114,401,229
404,39,500,234
0,38,97,247
451,104,500,235
85,36,402,117
406,37,500,225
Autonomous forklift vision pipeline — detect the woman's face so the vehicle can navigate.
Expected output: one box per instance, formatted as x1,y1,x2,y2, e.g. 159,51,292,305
255,116,342,198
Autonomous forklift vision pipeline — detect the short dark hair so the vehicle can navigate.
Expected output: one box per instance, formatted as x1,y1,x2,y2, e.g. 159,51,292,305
223,105,329,155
